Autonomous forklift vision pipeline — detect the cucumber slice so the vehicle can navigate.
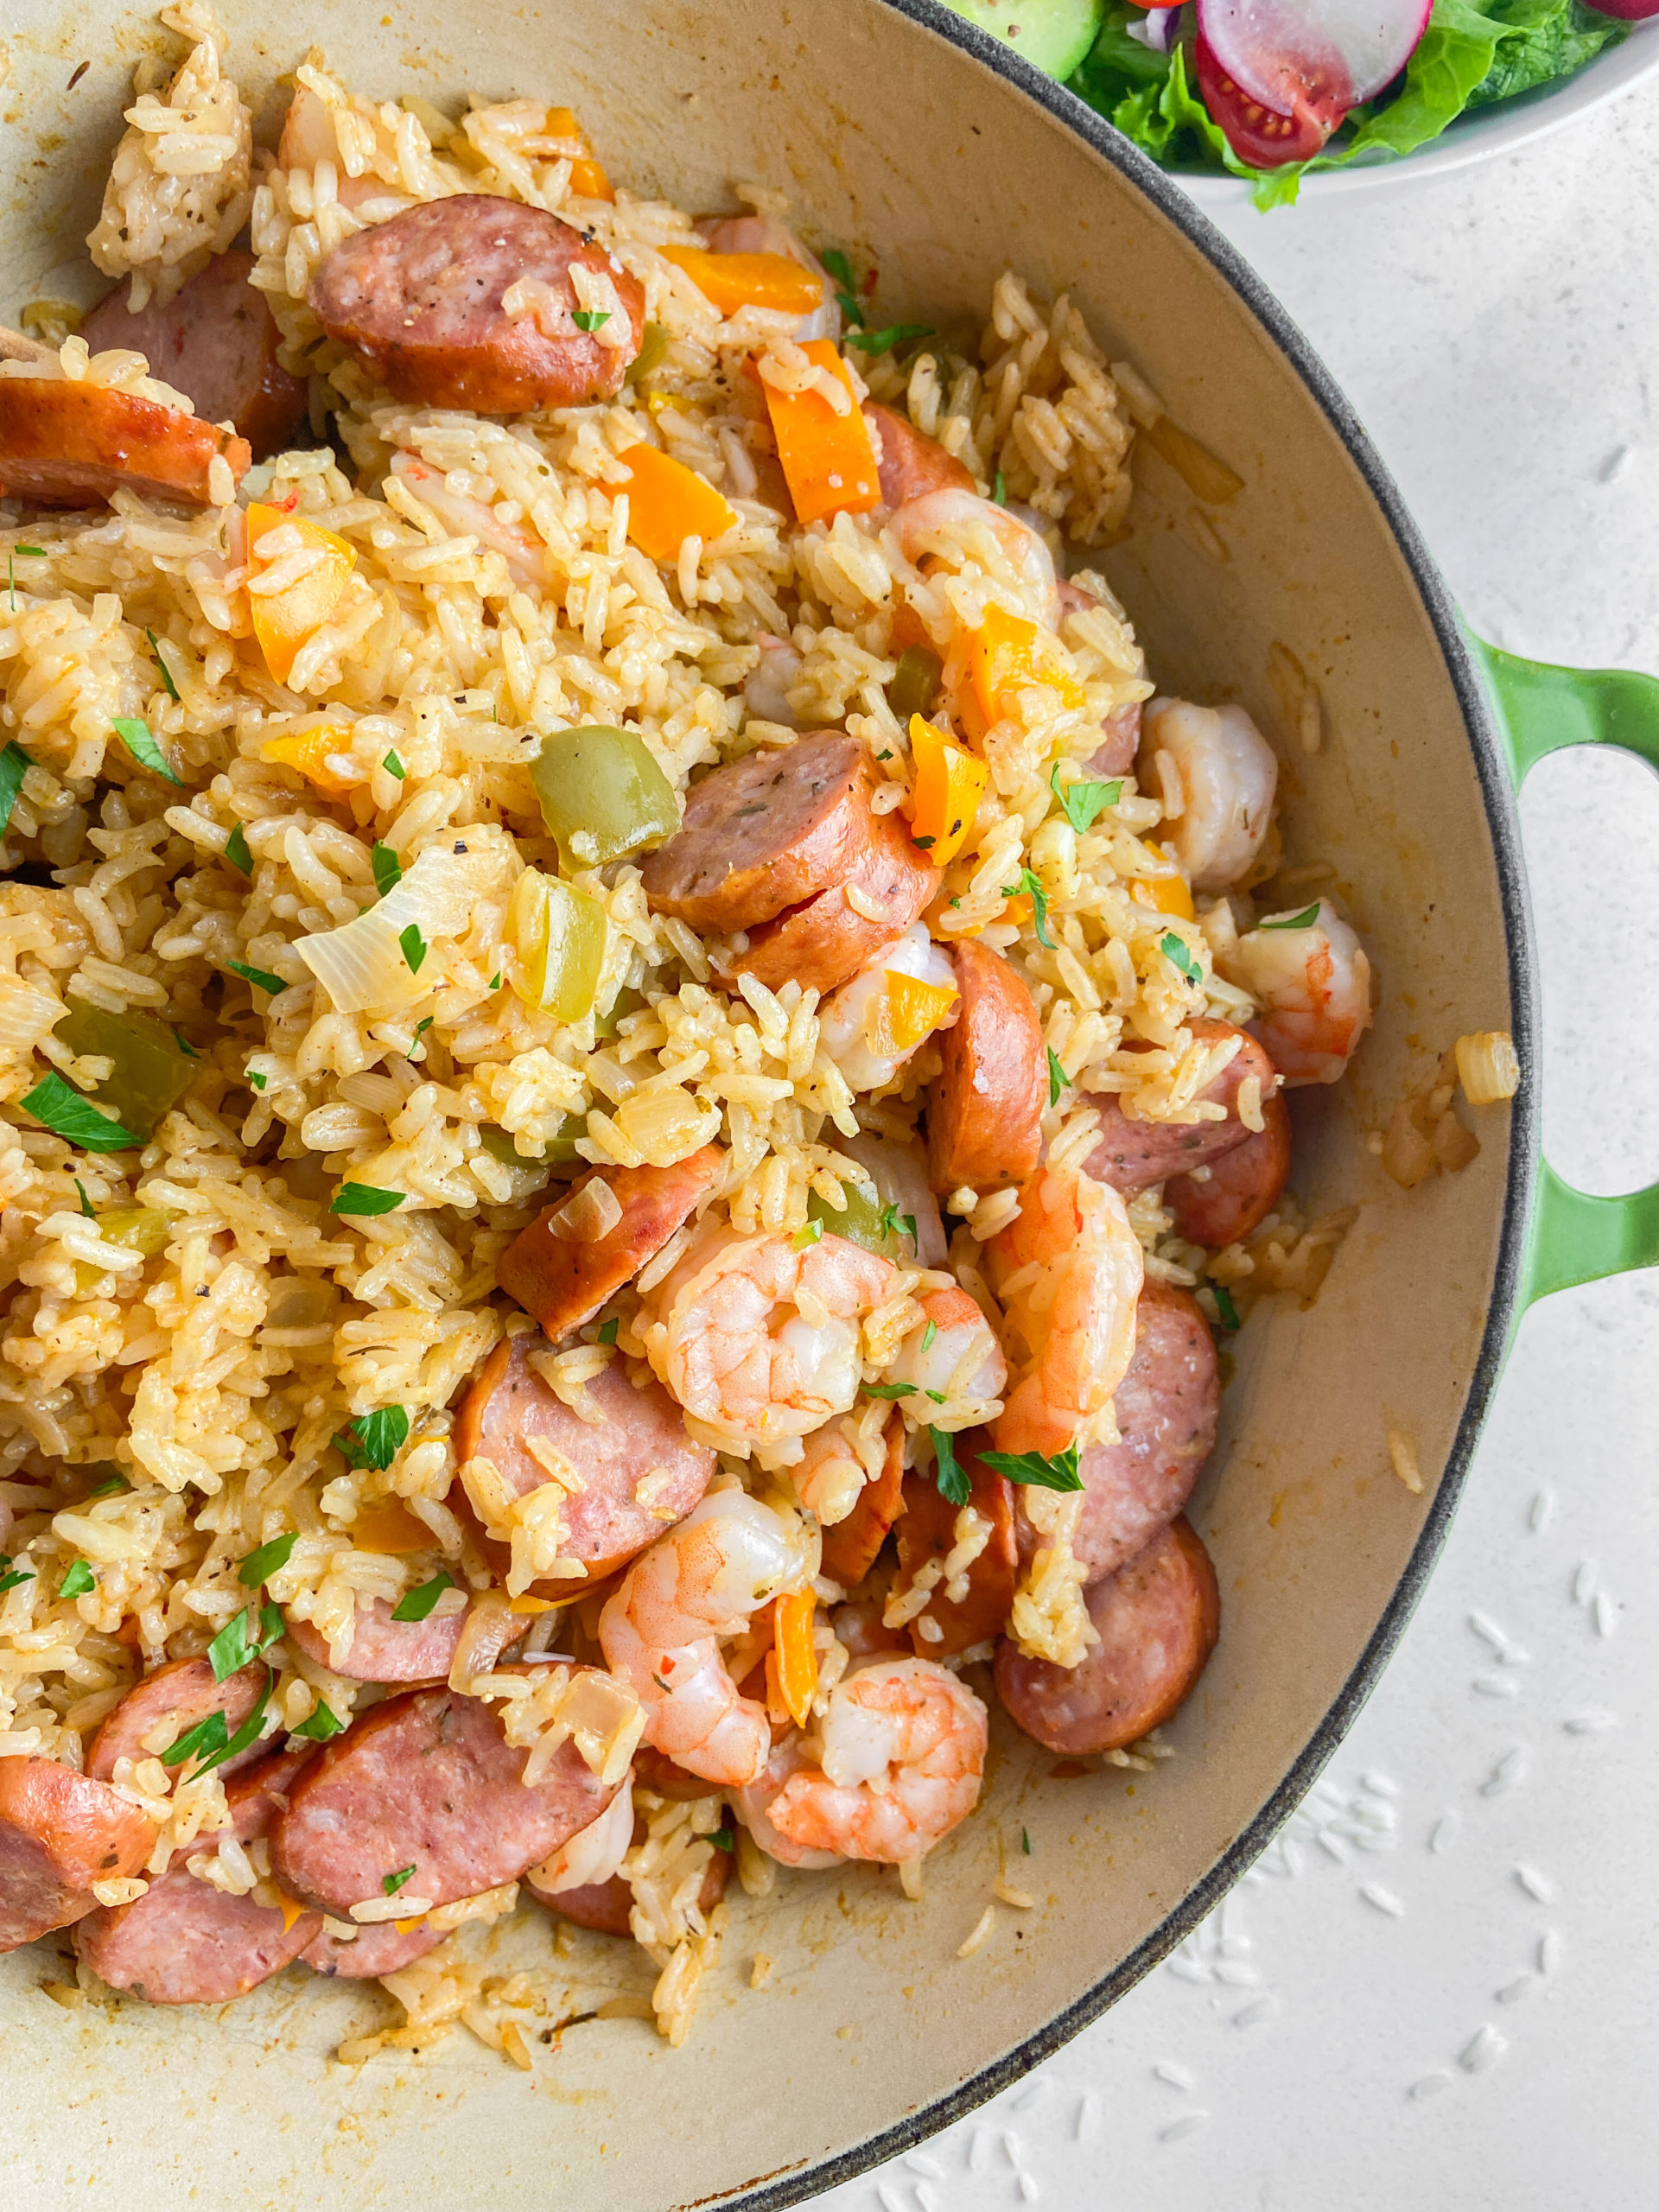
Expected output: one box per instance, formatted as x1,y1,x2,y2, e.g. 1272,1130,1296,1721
936,0,1108,82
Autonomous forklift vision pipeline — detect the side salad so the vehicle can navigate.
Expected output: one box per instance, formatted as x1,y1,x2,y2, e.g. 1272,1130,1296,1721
941,0,1644,206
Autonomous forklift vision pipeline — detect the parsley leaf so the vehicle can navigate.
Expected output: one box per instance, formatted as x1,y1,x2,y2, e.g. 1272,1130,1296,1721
1159,931,1204,987
226,958,288,998
1260,903,1321,931
207,1600,283,1681
992,469,1007,506
111,716,182,786
238,1532,298,1587
333,1406,410,1471
0,1562,35,1592
820,250,864,327
73,1178,95,1219
597,1317,619,1346
0,741,33,836
290,1699,344,1743
85,1474,128,1501
930,1425,970,1508
920,1319,937,1356
246,1068,267,1092
330,1183,405,1217
20,1072,141,1153
162,1707,229,1769
1213,1285,1242,1332
488,971,502,991
1049,761,1119,834
391,1570,452,1623
708,1824,734,1853
1002,866,1055,950
224,822,253,875
980,1443,1084,1493
173,1030,200,1059
145,630,181,702
383,1863,417,1896
1047,1046,1069,1109
59,1558,95,1598
865,1382,918,1401
372,842,403,898
849,321,934,359
571,308,612,333
398,922,428,976
791,1217,823,1250
1020,1826,1032,1855
383,750,406,781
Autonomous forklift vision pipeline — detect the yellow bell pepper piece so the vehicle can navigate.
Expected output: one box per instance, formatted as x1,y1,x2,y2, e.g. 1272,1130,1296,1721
906,712,988,866
1128,840,1196,920
507,868,607,1022
759,340,880,526
874,969,960,1059
507,1592,559,1615
768,1589,818,1731
245,504,357,687
259,722,357,798
660,244,824,319
545,108,613,201
963,602,1087,737
347,1497,430,1555
615,442,736,562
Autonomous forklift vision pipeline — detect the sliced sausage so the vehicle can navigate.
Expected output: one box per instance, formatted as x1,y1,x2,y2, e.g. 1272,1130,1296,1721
1018,1281,1217,1587
531,1842,728,1936
926,940,1046,1195
1056,582,1142,777
0,1758,156,1953
895,1429,1018,1656
302,1918,442,1980
270,1681,615,1918
310,195,645,414
81,249,308,459
727,804,940,998
994,1516,1219,1755
865,402,973,507
1166,1090,1292,1249
87,1655,270,1783
75,1746,322,2004
641,731,876,935
496,1146,722,1344
819,1415,905,1588
454,1336,715,1580
0,378,251,508
1082,1018,1277,1196
284,1597,478,1685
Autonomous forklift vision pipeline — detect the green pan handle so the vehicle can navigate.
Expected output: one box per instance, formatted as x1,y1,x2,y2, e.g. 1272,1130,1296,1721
1467,633,1659,1306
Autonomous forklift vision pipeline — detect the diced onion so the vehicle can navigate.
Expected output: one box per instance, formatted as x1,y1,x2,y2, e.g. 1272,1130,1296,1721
552,1177,623,1244
296,849,470,1014
1454,1030,1519,1107
0,976,63,1054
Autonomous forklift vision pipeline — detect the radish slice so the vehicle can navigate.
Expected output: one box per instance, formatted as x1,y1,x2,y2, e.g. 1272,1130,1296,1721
1127,6,1185,53
1196,0,1431,118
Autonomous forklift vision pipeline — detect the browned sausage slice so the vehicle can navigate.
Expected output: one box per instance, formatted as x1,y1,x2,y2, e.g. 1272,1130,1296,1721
75,1746,322,2004
864,402,974,506
0,378,251,507
310,195,645,414
530,1841,727,1936
81,250,308,459
0,1758,156,1953
1082,1019,1277,1196
895,1428,1018,1656
728,805,941,998
1018,1281,1217,1586
454,1335,715,1580
87,1654,270,1783
1090,702,1142,778
828,1599,911,1664
818,1415,905,1588
496,1146,722,1343
994,1516,1219,1755
302,1917,442,1980
926,940,1046,1194
283,1597,478,1685
641,731,876,935
1166,1090,1292,1248
270,1682,616,1918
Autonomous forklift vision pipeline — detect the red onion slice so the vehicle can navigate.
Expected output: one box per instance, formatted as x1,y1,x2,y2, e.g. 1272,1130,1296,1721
1196,0,1432,117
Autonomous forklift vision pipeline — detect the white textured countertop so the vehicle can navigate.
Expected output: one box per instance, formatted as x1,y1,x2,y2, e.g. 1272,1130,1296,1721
830,91,1659,2212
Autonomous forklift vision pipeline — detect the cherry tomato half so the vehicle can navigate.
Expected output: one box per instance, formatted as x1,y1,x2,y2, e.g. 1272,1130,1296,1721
1195,32,1346,168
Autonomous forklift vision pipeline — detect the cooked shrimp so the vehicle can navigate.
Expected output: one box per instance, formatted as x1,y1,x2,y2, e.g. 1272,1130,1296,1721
744,632,804,727
1230,898,1372,1085
277,86,415,218
883,1282,1006,1426
388,451,550,591
1142,698,1278,893
529,1771,636,1894
986,1160,1144,1459
765,1658,987,1863
733,1735,842,1869
641,1225,896,1454
599,1490,813,1787
891,488,1059,629
818,924,960,1095
697,213,842,343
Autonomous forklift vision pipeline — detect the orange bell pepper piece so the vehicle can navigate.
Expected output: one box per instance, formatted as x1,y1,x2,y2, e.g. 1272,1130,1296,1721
906,712,988,866
660,244,824,319
1128,839,1196,920
245,503,356,687
963,602,1087,737
759,340,880,526
878,969,959,1055
545,107,613,202
616,442,736,562
259,721,357,798
768,1588,818,1730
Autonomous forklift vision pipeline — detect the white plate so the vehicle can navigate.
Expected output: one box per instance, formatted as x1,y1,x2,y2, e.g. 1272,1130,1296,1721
1169,17,1659,201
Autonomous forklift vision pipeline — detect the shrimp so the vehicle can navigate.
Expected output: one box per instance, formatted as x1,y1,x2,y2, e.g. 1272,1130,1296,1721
1230,898,1372,1085
890,487,1060,629
277,86,415,219
765,1658,987,1863
818,924,960,1095
743,632,804,727
640,1225,896,1454
598,1490,813,1787
1141,698,1278,893
985,1160,1144,1460
696,213,842,343
733,1735,842,1869
388,451,550,591
528,1771,636,1895
883,1282,1006,1427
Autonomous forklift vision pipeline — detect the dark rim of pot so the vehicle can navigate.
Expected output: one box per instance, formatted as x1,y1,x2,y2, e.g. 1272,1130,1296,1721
726,4,1540,2207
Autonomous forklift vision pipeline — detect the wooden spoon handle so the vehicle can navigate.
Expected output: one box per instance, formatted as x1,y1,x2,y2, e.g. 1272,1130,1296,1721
0,325,54,365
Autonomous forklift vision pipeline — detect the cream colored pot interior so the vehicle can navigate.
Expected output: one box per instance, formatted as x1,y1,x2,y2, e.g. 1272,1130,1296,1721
0,4,1520,2207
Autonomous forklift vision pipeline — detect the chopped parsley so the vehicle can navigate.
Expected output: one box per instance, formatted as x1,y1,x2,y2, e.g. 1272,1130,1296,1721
85,1474,128,1501
708,1825,734,1853
330,1183,405,1217
0,740,33,837
849,322,934,360
820,248,863,328
920,1319,937,1356
111,715,182,786
1212,1285,1241,1332
1260,903,1321,931
992,470,1007,507
876,1201,918,1252
237,1532,298,1587
58,1558,95,1599
391,1569,452,1623
864,1382,918,1401
1020,1826,1032,1855
929,1425,970,1509
7,544,45,612
488,971,502,991
791,1217,823,1250
980,1443,1084,1493
290,1699,344,1743
398,922,428,976
1002,866,1055,950
0,1558,35,1593
207,1599,284,1681
73,1178,95,1220
383,750,406,781
333,1406,410,1471
1048,761,1119,835
161,1707,230,1769
226,958,288,999
571,308,612,333
246,1068,267,1092
224,822,253,875
173,1030,201,1059
145,630,181,702
597,1317,620,1346
1047,1046,1068,1109
19,1072,140,1153
372,842,403,898
1159,931,1204,987
382,1864,417,1896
